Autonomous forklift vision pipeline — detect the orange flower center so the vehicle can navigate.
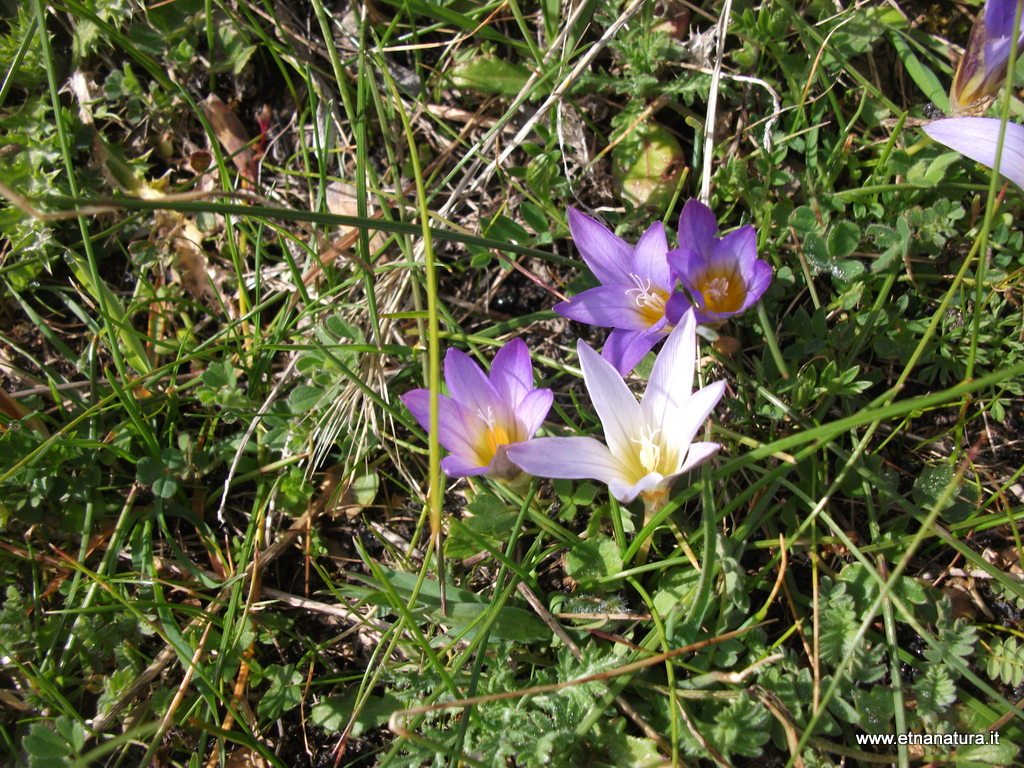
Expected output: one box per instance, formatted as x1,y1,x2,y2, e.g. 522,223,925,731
625,275,669,328
697,267,746,314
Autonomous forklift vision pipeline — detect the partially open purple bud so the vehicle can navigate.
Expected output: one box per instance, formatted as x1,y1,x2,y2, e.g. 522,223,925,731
951,0,1024,114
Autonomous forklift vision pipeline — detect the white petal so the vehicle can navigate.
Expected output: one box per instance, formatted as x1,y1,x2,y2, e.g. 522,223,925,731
677,441,720,474
609,472,667,504
664,380,727,464
642,309,697,428
578,339,644,460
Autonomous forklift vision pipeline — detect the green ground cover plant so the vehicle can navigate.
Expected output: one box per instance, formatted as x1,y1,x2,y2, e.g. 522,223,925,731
1,0,1024,765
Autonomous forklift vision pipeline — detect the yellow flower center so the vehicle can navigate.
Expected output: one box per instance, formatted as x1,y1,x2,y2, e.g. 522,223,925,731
480,424,511,465
626,424,677,480
697,267,746,315
474,406,515,467
625,275,669,328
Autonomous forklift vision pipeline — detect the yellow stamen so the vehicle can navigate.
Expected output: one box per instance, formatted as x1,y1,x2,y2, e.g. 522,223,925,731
625,424,679,482
481,424,511,464
473,405,516,467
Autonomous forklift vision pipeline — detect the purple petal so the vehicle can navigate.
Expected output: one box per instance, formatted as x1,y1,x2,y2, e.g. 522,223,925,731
442,454,489,477
986,0,1022,39
401,388,432,432
632,221,672,289
506,436,625,485
602,327,665,376
664,292,692,324
578,339,644,459
678,442,721,474
691,305,722,324
742,260,773,309
405,390,491,469
435,394,487,465
923,117,1024,190
642,309,697,429
555,285,656,331
443,348,500,419
515,388,553,438
666,247,705,291
677,199,718,260
567,207,633,286
490,338,533,406
715,225,758,273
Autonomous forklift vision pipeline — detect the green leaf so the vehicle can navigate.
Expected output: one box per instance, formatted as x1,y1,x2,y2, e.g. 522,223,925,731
952,739,1021,766
287,384,324,413
708,696,770,758
835,258,865,281
827,221,861,258
53,717,84,755
888,30,948,113
485,213,532,246
345,566,549,642
788,206,821,234
450,51,531,98
652,568,700,615
446,498,519,559
913,664,956,721
818,592,858,666
913,463,955,511
24,725,71,767
854,687,895,734
351,470,379,507
520,201,549,235
425,600,548,642
616,124,685,210
135,449,184,499
310,691,402,736
564,534,622,590
257,664,303,721
984,636,1024,687
837,562,929,613
63,252,151,375
924,152,966,185
201,361,236,388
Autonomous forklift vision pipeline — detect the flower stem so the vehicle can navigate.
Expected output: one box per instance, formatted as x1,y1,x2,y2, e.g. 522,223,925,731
636,489,669,565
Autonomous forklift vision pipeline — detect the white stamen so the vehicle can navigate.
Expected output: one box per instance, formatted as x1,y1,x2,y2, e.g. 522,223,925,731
625,274,658,309
476,405,496,427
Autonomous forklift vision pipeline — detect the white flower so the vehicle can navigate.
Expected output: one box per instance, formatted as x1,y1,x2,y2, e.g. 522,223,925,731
507,309,725,503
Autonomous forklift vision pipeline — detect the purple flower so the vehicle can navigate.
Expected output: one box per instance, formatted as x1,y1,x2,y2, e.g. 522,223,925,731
923,117,1024,189
507,309,725,505
402,339,553,481
951,0,1024,114
555,207,687,376
665,199,771,324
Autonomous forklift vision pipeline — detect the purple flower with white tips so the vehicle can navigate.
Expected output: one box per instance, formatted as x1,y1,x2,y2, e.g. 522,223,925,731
923,117,1024,190
555,207,688,376
402,339,553,481
665,199,771,325
951,0,1024,114
507,309,725,505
